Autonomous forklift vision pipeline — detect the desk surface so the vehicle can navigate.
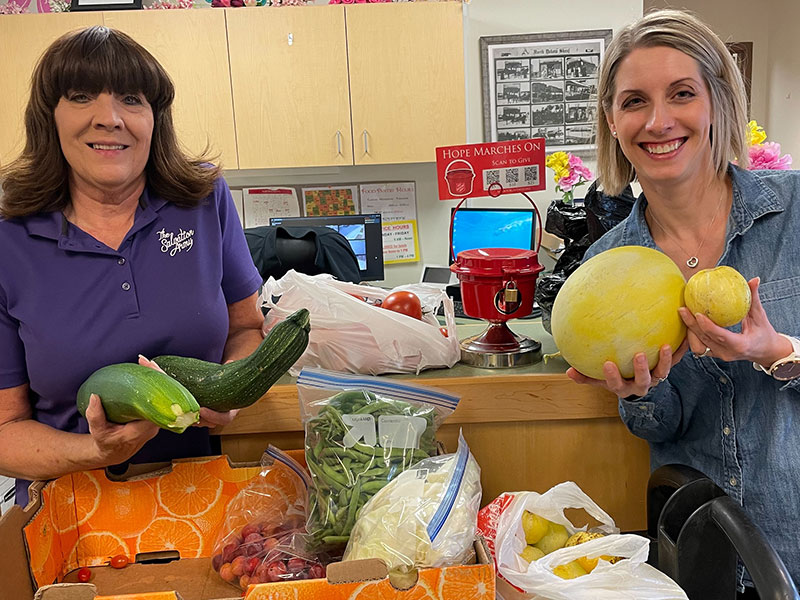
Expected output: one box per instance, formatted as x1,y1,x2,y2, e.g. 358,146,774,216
216,318,618,437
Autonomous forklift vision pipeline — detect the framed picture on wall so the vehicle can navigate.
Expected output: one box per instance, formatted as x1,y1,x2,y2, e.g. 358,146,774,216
70,0,142,11
480,29,613,153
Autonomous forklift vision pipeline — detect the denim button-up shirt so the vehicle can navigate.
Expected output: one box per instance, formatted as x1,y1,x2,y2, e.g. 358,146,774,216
583,165,800,582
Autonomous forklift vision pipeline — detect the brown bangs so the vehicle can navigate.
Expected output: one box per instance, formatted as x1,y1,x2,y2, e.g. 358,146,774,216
39,26,174,111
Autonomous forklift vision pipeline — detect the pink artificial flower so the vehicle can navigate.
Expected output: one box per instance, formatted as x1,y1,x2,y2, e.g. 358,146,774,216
567,153,594,181
557,171,580,192
748,142,793,170
355,0,367,3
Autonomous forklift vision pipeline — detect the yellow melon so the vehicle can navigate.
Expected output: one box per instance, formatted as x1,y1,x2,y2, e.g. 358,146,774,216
685,266,751,327
551,246,687,380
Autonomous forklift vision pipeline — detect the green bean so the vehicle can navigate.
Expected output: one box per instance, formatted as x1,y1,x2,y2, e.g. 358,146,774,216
344,479,362,533
361,480,388,494
320,462,349,487
322,535,350,544
354,400,397,415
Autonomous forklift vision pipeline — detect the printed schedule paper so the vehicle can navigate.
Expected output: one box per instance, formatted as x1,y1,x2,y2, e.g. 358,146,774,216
242,187,300,228
359,182,419,264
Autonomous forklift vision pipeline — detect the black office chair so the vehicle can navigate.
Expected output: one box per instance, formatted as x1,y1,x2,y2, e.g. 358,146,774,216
244,225,361,284
647,464,799,600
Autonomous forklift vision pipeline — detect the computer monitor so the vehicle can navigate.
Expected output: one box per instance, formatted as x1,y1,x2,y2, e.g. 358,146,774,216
449,208,536,262
269,213,385,281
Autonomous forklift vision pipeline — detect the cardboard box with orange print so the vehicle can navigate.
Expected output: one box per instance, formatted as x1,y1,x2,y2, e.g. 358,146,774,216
0,454,495,600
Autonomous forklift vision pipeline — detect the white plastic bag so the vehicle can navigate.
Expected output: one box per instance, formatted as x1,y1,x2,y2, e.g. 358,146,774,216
343,431,482,573
482,483,688,600
260,270,460,375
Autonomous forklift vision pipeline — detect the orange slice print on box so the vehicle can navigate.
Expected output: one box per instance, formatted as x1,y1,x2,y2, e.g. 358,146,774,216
84,478,158,538
49,472,101,533
25,511,55,580
437,568,493,600
203,457,262,484
156,463,223,518
347,578,437,600
74,531,129,566
192,494,229,542
136,516,204,558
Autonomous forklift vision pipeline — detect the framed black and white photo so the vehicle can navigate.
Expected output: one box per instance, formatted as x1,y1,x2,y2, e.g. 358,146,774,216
71,0,142,11
481,29,613,152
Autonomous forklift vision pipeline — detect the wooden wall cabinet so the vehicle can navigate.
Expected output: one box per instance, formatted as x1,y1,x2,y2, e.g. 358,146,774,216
346,3,466,165
228,2,466,168
226,6,353,170
1,3,466,171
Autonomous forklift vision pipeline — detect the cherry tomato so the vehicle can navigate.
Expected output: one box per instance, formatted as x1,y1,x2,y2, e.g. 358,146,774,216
77,567,91,582
110,554,130,569
382,291,422,320
439,326,449,338
347,293,366,302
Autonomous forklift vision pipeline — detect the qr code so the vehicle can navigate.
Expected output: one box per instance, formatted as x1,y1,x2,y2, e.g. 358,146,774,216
524,165,540,185
483,166,538,190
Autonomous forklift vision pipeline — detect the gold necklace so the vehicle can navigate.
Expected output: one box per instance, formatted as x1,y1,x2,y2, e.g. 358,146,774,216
648,186,727,269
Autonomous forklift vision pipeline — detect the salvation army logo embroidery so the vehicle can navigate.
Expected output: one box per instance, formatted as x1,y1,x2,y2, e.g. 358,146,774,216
157,227,195,256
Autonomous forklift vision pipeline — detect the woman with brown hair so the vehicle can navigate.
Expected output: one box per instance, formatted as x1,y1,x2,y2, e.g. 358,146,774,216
0,26,264,505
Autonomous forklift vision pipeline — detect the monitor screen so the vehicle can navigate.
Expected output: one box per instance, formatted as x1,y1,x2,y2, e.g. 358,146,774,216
269,213,385,281
450,208,536,262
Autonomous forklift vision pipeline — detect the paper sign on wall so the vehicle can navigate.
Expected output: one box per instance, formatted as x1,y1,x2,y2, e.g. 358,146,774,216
359,182,419,264
242,187,300,228
435,138,546,200
382,221,419,264
302,185,359,216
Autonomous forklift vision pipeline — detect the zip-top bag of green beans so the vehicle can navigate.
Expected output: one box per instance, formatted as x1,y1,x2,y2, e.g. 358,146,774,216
296,367,459,555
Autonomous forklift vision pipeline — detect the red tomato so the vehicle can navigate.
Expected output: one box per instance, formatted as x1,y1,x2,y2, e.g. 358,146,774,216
439,326,449,338
347,293,366,302
77,567,91,582
382,291,422,320
110,554,129,569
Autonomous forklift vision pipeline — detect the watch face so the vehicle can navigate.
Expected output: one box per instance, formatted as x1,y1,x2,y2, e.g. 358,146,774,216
774,360,800,381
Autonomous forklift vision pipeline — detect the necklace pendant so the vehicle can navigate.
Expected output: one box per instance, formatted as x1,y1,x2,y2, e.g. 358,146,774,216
686,256,699,268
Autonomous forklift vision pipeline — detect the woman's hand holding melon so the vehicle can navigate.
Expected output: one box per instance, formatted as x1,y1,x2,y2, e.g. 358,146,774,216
566,340,689,398
679,277,792,369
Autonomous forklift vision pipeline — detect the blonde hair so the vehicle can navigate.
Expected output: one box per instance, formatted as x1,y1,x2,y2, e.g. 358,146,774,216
596,9,749,195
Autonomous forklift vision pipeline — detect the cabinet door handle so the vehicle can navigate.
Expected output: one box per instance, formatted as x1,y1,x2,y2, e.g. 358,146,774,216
362,129,369,155
336,130,342,155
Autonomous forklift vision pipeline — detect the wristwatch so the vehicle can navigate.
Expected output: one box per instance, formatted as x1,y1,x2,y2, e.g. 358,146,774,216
753,334,800,381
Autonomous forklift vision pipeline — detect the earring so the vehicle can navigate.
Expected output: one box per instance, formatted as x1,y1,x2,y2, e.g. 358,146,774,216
611,130,617,138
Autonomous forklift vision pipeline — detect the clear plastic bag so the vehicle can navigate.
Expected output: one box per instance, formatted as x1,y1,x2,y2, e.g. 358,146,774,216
478,483,688,600
260,270,459,375
297,367,459,555
211,446,328,590
343,431,482,574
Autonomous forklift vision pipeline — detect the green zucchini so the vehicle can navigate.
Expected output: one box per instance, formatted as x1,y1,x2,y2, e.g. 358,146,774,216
152,308,310,411
77,363,200,433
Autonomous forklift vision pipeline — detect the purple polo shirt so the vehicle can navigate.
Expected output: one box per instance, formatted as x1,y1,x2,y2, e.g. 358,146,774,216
0,177,262,504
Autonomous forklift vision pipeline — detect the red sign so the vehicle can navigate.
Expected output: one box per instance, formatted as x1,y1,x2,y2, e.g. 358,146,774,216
435,138,546,200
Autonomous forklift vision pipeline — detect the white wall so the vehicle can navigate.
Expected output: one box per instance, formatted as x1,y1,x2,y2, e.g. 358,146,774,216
644,0,800,160
227,0,644,288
